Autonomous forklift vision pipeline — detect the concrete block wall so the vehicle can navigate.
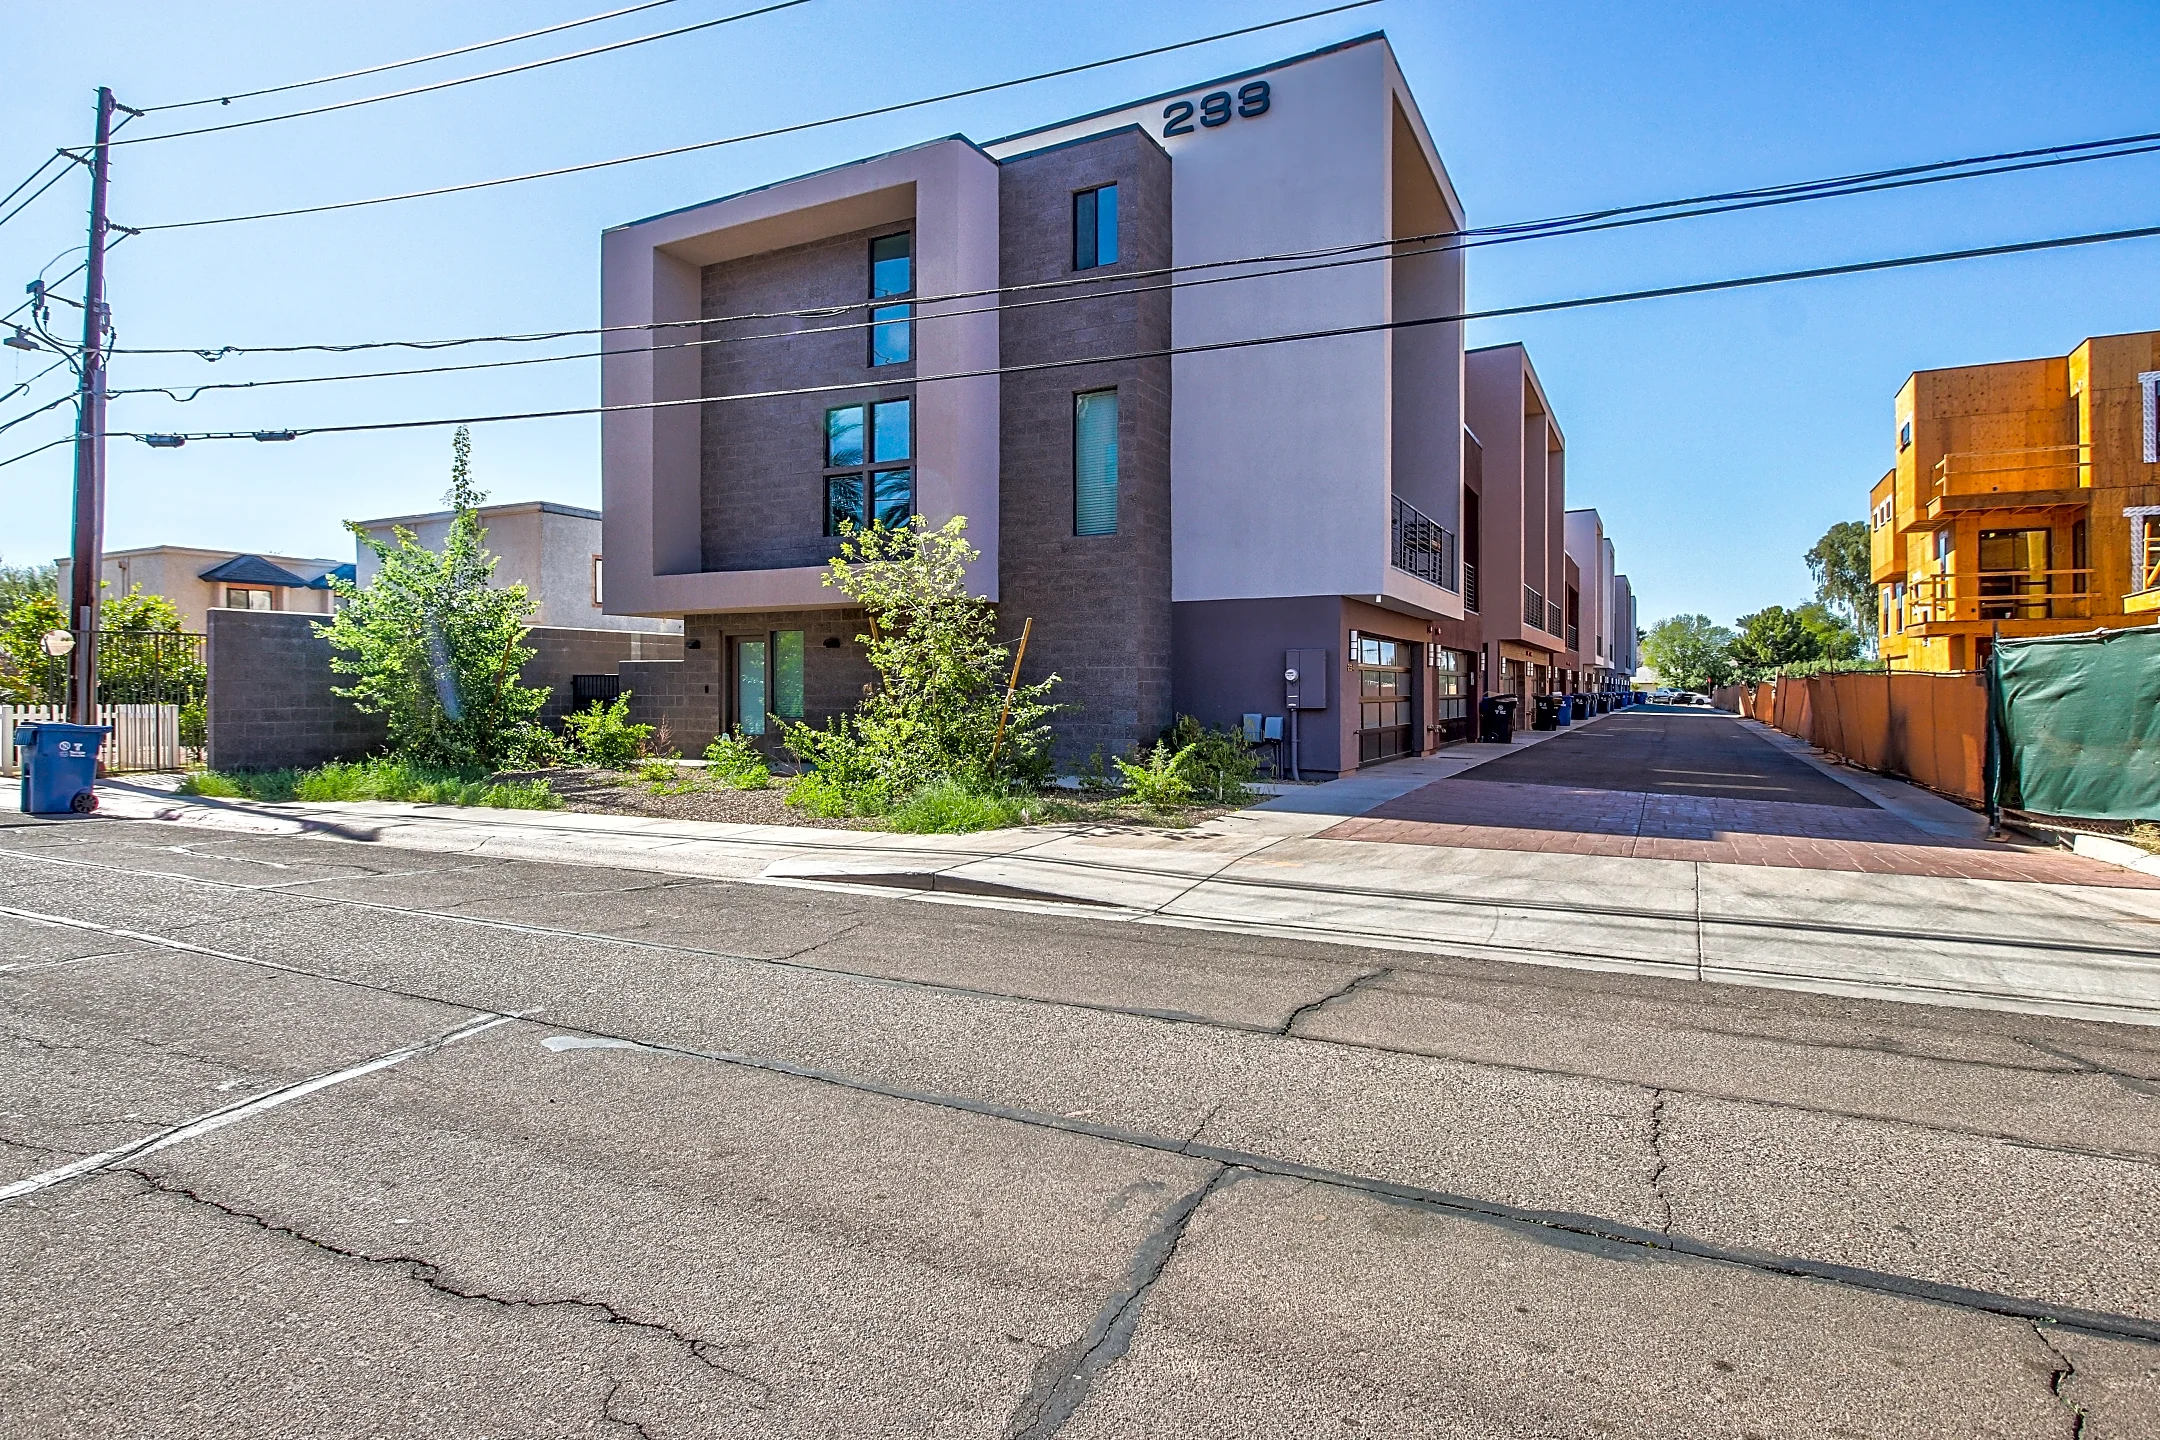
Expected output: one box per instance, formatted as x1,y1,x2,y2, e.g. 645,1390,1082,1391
997,126,1175,767
206,610,684,772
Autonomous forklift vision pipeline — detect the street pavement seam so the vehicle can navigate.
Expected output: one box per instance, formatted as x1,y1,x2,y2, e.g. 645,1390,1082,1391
8,846,2160,1169
6,888,2160,1347
1005,1165,1234,1440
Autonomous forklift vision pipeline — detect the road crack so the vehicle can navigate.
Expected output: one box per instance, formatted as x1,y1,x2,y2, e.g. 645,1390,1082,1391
126,1168,771,1409
2018,1037,2160,1099
1004,1164,1232,1439
2032,1322,2090,1438
602,1379,661,1440
1647,1089,1674,1234
1278,966,1393,1036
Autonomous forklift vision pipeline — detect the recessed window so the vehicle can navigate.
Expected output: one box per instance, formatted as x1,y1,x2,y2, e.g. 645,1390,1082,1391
869,232,912,367
1898,419,1913,450
591,555,604,607
1073,184,1119,270
1074,389,1119,536
825,399,913,535
224,586,272,610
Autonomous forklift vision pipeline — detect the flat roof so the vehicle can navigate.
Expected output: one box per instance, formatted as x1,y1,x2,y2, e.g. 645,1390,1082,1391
353,500,602,528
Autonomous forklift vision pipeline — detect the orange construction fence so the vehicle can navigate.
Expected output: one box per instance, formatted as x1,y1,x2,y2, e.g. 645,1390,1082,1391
1713,671,1988,803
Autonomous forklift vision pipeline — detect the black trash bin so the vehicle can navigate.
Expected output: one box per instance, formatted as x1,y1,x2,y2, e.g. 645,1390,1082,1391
1477,694,1519,744
1532,694,1559,731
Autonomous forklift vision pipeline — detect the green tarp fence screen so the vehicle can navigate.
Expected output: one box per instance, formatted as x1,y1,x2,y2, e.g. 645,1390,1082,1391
1991,627,2160,822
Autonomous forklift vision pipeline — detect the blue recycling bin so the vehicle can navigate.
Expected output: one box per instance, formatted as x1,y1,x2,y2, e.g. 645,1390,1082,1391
15,721,109,816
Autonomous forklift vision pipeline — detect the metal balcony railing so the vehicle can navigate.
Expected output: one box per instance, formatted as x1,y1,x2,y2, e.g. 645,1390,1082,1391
1567,623,1579,652
1463,561,1479,614
1523,586,1545,632
1390,494,1459,592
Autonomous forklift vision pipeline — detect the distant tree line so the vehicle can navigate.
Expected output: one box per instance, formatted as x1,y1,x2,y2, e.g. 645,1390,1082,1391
1640,520,1877,692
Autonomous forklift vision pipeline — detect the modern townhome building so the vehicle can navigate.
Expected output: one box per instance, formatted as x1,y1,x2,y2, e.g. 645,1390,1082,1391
1612,571,1640,680
353,500,679,634
1564,507,1625,694
1462,343,1570,704
1870,328,2160,672
602,33,1483,776
55,544,349,633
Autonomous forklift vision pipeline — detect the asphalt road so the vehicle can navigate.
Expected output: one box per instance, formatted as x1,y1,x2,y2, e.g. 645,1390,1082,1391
1459,709,1880,806
5,813,2160,1437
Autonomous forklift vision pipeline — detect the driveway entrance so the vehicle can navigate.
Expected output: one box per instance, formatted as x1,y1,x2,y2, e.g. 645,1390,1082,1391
1326,708,2151,886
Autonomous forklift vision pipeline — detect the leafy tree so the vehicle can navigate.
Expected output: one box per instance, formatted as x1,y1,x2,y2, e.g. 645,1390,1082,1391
1794,601,1863,664
1729,605,1828,678
782,515,1059,815
1641,614,1735,691
318,426,547,768
0,578,198,704
0,559,56,619
1806,520,1876,653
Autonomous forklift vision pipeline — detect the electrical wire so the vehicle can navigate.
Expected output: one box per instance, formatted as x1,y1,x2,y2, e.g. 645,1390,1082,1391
0,389,77,437
0,152,68,214
0,232,134,330
94,216,2160,452
112,0,816,147
0,354,76,408
110,125,2160,365
0,157,79,231
0,434,77,471
130,1,1382,232
140,0,688,113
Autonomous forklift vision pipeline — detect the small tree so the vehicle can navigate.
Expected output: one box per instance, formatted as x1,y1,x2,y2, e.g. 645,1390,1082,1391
1805,520,1877,654
783,516,1057,813
1730,605,1825,679
318,427,547,768
1641,614,1736,692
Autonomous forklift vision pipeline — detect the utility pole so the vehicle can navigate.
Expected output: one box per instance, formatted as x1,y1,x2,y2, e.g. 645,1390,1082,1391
67,87,118,725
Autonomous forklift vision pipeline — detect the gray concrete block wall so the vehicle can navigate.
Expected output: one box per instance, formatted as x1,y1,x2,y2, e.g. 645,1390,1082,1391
623,610,878,756
997,126,1175,767
206,611,684,772
700,224,916,573
206,610,389,772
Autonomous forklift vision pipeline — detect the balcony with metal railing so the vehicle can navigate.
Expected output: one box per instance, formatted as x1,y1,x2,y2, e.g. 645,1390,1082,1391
1463,561,1478,614
1389,494,1459,593
1523,586,1545,632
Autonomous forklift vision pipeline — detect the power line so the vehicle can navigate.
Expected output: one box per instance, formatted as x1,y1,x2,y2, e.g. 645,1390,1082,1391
0,156,79,231
112,0,816,147
0,434,77,471
109,124,2160,365
84,217,2160,456
0,152,69,214
141,0,689,113
130,1,1382,232
0,388,77,437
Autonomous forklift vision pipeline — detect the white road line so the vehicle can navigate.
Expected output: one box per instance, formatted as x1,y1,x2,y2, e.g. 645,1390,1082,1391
0,1010,516,1204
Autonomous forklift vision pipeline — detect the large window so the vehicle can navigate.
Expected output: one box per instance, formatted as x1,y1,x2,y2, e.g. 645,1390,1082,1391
869,232,912,367
1073,184,1119,270
1979,528,2050,620
734,630,805,737
824,399,913,535
1074,389,1119,536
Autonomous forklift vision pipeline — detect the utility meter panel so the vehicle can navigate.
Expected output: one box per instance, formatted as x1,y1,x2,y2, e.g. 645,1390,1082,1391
1284,649,1329,710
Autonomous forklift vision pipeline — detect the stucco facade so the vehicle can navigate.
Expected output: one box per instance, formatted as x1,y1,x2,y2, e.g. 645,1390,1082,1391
56,545,341,634
595,34,1637,772
353,501,679,634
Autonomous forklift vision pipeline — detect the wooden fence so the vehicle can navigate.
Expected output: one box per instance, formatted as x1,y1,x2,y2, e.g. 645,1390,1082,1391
1714,671,1989,803
1,704,188,775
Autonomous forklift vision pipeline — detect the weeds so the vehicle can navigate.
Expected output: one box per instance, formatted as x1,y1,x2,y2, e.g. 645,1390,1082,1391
702,730,772,790
1114,741,1198,811
562,692,650,769
178,757,559,809
882,780,1030,833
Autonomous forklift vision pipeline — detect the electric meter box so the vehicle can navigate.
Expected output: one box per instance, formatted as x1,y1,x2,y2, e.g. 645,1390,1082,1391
1284,649,1329,710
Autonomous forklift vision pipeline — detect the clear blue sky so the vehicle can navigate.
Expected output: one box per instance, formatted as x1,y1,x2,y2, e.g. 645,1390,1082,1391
4,0,2156,630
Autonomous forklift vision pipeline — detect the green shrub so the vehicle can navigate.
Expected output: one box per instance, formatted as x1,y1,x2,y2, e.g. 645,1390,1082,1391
882,780,1027,833
177,698,207,751
702,730,772,789
563,692,650,769
784,714,896,817
178,757,557,810
784,765,860,819
1160,715,1258,804
1114,741,1197,811
1076,746,1118,795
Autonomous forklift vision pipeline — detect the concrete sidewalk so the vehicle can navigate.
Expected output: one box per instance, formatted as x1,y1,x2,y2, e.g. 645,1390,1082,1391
23,704,2160,1027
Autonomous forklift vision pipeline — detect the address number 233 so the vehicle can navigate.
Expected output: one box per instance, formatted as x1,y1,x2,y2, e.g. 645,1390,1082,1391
1163,81,1270,137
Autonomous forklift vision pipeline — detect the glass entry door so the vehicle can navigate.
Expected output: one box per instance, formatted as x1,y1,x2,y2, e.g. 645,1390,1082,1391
734,638,768,736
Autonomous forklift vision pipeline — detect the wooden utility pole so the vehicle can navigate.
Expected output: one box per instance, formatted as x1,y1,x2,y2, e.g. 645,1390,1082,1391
67,87,118,725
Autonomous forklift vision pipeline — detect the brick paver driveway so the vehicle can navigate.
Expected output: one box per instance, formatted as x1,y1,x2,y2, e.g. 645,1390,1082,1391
1324,709,2156,886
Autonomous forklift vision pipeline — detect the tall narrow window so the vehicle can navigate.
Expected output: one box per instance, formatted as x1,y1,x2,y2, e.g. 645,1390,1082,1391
824,399,913,535
869,232,912,366
1074,389,1119,536
1073,184,1119,270
773,631,805,720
